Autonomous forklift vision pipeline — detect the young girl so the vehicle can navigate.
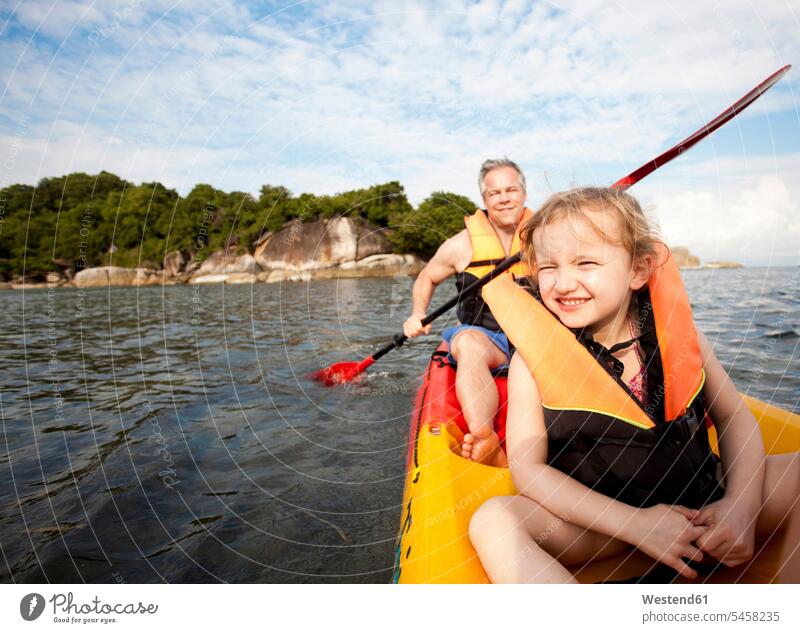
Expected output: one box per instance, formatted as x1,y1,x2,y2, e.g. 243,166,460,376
468,187,800,583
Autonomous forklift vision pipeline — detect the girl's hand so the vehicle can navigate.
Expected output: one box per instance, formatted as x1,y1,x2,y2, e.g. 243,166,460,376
628,505,708,579
691,498,757,567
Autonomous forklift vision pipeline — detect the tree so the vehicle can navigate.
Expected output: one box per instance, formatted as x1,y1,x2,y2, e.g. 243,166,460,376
258,185,293,233
98,182,179,267
388,191,476,260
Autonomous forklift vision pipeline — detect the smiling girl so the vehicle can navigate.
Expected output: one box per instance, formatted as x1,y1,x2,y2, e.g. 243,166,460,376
469,187,800,583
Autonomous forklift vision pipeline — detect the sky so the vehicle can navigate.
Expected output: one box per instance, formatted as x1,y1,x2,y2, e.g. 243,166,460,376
1,0,798,265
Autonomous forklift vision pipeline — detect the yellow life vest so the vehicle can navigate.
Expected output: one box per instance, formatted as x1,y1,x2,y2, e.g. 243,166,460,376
454,208,532,330
463,208,532,278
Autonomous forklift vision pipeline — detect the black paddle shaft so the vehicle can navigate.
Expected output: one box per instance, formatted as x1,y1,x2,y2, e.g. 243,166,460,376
370,252,523,362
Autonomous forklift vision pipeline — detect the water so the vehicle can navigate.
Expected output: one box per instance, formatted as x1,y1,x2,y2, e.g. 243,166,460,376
683,267,800,410
1,268,798,582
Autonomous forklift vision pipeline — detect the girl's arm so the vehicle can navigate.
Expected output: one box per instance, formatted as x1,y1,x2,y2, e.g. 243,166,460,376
692,330,765,563
505,352,705,578
505,353,635,535
698,330,765,510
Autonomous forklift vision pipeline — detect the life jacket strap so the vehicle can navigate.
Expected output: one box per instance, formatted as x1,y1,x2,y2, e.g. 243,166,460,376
465,257,506,268
575,328,657,379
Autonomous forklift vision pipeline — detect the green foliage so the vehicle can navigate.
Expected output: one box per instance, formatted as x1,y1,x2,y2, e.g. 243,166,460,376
0,173,134,278
258,185,293,233
0,172,457,278
388,191,476,259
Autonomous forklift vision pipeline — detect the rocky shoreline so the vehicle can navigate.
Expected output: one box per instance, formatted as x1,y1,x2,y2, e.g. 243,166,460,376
1,221,739,290
1,216,426,290
669,246,743,270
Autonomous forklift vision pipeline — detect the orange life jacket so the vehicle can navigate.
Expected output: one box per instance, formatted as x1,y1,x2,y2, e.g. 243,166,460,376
483,245,722,508
454,208,532,330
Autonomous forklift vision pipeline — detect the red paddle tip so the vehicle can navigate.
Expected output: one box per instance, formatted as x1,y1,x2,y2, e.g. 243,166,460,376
312,358,374,386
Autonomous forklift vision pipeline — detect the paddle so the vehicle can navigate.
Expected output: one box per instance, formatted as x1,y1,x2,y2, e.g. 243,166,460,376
313,254,522,385
313,65,791,385
611,64,791,189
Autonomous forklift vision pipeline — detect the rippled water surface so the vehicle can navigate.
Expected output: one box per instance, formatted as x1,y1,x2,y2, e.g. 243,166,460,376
0,268,798,582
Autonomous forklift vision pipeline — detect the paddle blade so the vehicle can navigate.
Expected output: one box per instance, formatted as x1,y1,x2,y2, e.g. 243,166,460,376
312,357,375,385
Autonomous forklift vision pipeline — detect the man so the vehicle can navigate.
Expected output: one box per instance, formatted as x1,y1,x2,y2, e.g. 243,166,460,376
403,159,531,466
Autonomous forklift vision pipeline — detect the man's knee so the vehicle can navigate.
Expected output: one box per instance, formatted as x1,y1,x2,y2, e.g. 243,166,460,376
450,329,498,363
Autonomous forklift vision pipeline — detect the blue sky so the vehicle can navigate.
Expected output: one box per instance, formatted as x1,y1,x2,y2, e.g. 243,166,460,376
1,0,798,264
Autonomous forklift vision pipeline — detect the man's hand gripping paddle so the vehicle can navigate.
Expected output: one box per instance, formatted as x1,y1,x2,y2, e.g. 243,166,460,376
313,65,790,386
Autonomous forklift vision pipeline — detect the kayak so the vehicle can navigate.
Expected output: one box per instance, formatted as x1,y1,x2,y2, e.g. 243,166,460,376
393,344,800,584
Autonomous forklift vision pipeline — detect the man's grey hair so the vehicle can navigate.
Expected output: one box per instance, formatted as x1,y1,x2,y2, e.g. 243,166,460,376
478,158,526,196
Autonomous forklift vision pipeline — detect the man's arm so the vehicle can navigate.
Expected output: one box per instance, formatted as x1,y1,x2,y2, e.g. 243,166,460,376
403,230,469,338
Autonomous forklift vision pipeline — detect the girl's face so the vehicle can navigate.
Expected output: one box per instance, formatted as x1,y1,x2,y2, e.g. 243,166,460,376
532,209,649,338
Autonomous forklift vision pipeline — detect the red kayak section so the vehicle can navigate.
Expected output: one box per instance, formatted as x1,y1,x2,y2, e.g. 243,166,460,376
407,343,508,467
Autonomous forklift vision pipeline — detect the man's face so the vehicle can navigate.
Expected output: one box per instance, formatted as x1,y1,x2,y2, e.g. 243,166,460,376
482,166,526,230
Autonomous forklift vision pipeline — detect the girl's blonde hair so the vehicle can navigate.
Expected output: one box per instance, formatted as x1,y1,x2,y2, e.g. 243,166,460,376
520,187,664,275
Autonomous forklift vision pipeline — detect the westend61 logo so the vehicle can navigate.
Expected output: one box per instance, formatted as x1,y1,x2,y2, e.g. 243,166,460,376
19,592,158,624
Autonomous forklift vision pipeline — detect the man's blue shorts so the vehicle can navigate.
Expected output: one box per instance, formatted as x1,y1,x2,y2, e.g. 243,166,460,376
441,324,511,369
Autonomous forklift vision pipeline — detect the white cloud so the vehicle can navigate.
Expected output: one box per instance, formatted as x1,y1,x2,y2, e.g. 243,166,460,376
1,0,798,260
637,158,800,266
11,0,104,39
